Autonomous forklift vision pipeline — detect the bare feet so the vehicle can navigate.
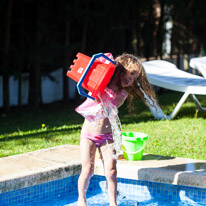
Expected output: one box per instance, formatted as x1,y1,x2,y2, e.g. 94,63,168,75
77,198,87,206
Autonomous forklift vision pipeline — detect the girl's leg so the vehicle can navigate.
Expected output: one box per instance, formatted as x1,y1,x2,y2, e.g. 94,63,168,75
78,138,96,206
98,141,117,206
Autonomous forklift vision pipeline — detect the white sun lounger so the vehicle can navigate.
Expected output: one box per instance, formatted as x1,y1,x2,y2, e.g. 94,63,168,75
142,60,206,120
189,56,206,78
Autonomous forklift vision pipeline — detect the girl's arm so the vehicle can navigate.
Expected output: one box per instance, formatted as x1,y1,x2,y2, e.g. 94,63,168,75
116,89,128,108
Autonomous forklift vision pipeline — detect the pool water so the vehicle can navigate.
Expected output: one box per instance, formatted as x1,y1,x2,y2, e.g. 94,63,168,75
1,175,206,206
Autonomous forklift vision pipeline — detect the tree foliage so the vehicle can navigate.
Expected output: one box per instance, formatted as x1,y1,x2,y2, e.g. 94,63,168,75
0,0,206,109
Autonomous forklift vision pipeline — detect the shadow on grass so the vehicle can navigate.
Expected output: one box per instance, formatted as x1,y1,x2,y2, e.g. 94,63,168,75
0,101,84,135
157,91,206,118
119,91,206,124
0,125,82,142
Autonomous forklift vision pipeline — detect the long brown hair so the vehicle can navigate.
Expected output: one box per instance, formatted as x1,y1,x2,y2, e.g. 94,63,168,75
109,62,126,89
114,53,158,112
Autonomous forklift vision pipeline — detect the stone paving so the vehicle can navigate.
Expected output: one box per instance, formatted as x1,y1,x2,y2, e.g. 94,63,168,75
0,145,206,193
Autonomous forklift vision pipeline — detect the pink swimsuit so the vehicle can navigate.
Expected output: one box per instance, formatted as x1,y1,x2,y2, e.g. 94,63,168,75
81,131,113,147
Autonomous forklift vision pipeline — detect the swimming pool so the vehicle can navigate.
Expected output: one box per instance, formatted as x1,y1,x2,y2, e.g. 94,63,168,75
0,175,205,205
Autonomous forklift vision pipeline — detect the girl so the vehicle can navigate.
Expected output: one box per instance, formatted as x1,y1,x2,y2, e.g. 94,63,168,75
76,53,157,206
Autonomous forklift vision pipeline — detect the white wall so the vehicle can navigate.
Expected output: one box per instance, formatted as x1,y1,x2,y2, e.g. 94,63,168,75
0,68,77,107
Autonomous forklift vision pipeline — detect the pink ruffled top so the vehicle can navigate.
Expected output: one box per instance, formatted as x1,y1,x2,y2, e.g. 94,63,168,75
75,87,117,122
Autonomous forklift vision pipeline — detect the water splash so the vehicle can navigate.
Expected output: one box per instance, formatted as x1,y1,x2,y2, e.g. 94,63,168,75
117,191,139,206
98,91,122,159
138,83,169,120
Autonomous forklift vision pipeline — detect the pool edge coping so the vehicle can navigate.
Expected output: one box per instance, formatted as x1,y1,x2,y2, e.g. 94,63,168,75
0,145,206,193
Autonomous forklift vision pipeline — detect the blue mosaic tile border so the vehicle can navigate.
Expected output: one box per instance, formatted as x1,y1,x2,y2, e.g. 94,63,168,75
0,175,206,206
0,175,79,206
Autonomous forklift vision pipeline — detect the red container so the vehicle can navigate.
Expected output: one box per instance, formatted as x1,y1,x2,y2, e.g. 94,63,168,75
67,53,116,99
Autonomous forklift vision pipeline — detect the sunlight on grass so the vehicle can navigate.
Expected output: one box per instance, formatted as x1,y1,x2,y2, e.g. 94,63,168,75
122,118,206,160
0,125,81,158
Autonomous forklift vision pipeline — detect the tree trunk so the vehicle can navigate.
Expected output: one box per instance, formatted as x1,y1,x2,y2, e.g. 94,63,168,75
28,1,42,107
145,5,153,60
81,0,90,53
75,0,90,102
63,20,70,101
131,3,138,55
3,75,9,110
29,44,41,107
156,0,165,59
3,0,13,110
18,0,25,106
18,74,22,106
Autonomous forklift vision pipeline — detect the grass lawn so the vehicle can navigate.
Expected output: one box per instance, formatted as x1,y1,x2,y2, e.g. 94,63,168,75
0,91,206,160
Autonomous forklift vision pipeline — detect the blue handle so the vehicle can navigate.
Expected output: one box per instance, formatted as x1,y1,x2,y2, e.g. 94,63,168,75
77,53,116,100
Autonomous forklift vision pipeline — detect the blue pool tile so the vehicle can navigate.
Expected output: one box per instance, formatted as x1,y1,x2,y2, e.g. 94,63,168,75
1,175,206,205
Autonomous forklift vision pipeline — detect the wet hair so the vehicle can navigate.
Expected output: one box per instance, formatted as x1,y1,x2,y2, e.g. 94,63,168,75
114,53,158,112
109,62,126,89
